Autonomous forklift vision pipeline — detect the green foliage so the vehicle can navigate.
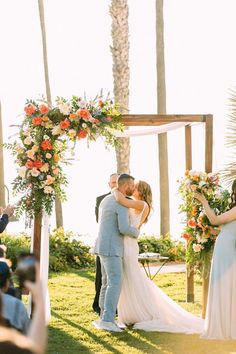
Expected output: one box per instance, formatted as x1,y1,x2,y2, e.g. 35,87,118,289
0,228,95,272
178,170,230,277
138,234,186,262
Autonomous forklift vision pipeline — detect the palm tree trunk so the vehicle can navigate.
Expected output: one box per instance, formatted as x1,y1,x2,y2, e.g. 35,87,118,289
156,0,170,235
0,101,5,208
110,0,130,174
38,0,63,227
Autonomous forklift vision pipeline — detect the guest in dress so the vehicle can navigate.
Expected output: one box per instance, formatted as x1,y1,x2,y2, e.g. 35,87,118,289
194,179,236,339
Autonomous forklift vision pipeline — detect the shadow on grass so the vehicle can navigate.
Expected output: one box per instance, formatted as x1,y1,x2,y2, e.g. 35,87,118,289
47,326,93,354
51,310,162,354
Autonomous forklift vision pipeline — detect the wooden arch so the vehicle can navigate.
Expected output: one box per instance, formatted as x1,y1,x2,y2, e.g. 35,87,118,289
33,113,213,316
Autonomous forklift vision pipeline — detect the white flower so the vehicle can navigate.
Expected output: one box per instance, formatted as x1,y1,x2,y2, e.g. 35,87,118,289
24,136,33,145
199,180,206,187
82,123,87,129
79,100,87,108
43,135,50,140
46,153,52,159
58,102,71,115
68,129,76,138
192,243,203,252
44,186,53,194
30,168,40,177
18,166,27,178
52,125,63,136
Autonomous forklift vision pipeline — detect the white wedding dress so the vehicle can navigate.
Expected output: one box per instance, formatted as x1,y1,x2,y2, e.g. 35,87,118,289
118,203,204,333
201,220,236,339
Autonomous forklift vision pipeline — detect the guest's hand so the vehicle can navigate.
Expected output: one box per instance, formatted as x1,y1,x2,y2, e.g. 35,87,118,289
194,192,207,205
2,204,15,217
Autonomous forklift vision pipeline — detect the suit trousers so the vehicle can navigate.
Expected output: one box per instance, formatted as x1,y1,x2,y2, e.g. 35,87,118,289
92,256,102,314
99,255,123,323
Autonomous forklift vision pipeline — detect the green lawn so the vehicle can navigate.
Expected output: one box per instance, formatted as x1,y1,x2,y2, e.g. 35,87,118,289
47,268,236,354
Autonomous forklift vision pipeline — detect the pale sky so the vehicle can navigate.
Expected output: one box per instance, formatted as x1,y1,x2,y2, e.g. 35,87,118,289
1,0,236,244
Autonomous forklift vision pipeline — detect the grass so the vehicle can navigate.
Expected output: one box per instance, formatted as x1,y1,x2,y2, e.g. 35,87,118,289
47,268,236,354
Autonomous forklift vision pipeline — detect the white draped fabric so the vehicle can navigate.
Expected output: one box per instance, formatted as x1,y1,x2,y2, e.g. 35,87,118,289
115,122,199,137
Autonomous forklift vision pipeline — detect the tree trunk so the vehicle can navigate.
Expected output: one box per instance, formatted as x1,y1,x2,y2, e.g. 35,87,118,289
110,0,130,174
38,0,63,227
156,0,170,235
0,102,5,208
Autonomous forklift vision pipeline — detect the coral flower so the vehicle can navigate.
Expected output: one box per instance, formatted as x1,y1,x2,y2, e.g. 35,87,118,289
32,117,42,125
78,109,90,120
24,105,36,115
106,116,112,122
39,104,49,114
77,130,88,139
59,119,71,129
42,116,49,121
41,140,52,150
33,160,43,169
182,233,191,241
187,218,197,228
98,100,104,107
25,160,34,169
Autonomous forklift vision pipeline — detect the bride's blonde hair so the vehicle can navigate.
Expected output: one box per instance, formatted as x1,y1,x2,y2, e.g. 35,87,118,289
136,180,153,223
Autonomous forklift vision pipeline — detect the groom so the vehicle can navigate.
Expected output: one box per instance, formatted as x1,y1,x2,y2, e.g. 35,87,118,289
93,173,139,332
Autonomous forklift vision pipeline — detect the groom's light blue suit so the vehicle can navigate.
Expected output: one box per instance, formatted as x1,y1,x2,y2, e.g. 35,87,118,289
94,194,139,323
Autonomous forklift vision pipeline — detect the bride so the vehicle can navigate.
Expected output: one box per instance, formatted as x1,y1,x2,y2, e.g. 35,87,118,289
113,180,204,333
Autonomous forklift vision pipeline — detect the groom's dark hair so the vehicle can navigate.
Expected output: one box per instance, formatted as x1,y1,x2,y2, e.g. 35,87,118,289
117,173,134,186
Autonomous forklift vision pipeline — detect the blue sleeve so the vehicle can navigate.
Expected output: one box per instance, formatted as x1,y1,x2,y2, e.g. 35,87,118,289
116,205,139,238
0,214,9,233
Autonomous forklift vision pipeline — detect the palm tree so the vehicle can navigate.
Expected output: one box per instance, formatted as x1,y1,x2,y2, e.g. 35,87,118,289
156,0,170,235
110,0,130,174
220,89,236,186
38,0,63,227
0,101,5,208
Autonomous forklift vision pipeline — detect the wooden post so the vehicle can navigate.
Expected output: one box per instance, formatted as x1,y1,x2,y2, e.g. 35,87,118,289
185,125,194,302
33,211,42,262
202,115,213,318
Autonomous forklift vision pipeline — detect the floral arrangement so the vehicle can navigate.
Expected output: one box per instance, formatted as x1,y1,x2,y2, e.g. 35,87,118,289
178,170,230,277
6,94,123,219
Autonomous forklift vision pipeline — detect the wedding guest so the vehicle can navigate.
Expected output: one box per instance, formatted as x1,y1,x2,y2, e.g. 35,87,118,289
0,262,47,353
0,205,15,234
0,261,30,333
92,173,118,314
194,179,236,339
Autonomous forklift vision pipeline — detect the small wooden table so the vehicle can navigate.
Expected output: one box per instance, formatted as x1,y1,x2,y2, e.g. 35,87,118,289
138,252,169,280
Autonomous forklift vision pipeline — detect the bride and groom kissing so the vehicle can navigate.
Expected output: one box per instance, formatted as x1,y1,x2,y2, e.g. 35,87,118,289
92,173,203,333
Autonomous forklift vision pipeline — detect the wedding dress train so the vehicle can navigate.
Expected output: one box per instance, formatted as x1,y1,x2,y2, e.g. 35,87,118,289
118,204,204,333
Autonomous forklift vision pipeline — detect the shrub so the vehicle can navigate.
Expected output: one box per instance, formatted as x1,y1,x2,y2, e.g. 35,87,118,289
138,233,186,262
0,233,30,270
0,228,95,272
49,227,94,271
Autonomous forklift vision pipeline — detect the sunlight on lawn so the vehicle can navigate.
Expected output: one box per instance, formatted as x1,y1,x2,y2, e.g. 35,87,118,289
46,269,236,354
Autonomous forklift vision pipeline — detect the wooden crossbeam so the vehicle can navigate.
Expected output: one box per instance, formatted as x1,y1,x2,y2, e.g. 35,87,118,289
122,114,212,126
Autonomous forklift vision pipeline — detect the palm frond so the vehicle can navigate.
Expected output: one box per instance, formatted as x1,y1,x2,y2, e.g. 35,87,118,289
220,88,236,186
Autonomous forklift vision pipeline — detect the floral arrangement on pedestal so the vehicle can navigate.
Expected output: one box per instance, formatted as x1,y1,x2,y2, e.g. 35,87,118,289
6,94,123,219
178,170,230,277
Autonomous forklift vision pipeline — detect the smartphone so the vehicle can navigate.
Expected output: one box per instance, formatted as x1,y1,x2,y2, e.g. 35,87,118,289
16,254,36,288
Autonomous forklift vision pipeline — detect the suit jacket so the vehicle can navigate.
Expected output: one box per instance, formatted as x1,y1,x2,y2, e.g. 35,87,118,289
94,194,139,257
95,192,111,223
